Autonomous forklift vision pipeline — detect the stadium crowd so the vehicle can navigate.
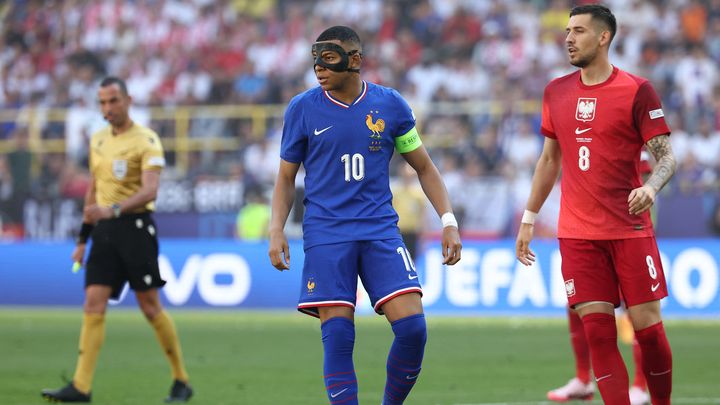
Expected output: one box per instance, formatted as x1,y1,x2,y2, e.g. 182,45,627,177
0,0,719,239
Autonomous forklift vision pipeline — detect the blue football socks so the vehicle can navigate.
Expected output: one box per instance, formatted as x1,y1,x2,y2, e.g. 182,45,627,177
383,314,427,405
321,317,358,404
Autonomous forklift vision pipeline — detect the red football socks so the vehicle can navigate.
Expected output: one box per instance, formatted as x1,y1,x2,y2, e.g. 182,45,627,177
631,337,647,390
568,308,591,384
635,322,672,405
582,313,629,405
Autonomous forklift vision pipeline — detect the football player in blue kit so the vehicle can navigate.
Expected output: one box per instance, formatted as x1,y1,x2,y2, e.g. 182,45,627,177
268,26,462,405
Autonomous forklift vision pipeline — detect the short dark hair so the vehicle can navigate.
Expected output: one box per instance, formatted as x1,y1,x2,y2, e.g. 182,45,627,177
100,76,129,96
316,26,362,51
570,4,617,42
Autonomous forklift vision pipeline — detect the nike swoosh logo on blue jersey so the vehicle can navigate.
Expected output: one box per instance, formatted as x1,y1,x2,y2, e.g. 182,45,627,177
408,274,419,280
314,126,333,136
330,388,348,398
575,127,592,135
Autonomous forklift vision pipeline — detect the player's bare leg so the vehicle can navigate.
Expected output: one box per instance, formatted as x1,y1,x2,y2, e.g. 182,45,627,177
137,289,192,403
627,301,671,405
318,306,358,405
84,285,112,315
381,293,426,405
319,306,355,322
576,302,630,404
382,293,423,323
137,288,163,320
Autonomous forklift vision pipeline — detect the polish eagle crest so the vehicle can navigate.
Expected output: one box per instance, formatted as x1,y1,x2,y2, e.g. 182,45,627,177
575,98,597,122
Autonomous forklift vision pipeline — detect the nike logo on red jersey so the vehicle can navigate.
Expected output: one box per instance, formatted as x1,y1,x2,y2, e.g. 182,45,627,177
575,127,592,135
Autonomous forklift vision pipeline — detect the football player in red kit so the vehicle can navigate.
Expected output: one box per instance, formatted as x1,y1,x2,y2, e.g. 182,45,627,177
516,4,675,405
547,150,655,404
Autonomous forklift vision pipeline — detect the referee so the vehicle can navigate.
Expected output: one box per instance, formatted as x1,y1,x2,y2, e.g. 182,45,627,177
42,77,192,403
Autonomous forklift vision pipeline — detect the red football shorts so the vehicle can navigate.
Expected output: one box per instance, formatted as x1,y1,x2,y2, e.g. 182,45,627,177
559,237,668,308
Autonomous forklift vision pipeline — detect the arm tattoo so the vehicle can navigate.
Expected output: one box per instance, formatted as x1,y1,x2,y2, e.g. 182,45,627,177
645,135,676,193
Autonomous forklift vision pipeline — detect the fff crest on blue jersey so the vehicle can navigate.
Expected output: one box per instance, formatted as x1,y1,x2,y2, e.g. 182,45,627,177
306,277,316,294
366,110,384,152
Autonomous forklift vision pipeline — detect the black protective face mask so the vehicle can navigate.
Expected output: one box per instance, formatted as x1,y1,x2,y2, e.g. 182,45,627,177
312,42,360,73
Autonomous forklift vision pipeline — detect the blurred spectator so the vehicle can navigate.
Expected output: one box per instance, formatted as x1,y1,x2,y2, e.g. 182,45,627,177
59,160,90,200
675,153,706,195
674,45,717,133
6,127,31,211
0,155,13,219
235,186,270,241
33,153,65,200
502,118,541,174
2,128,31,238
234,60,270,103
442,6,483,56
475,123,504,175
540,0,571,33
175,61,213,104
243,136,280,188
680,0,708,45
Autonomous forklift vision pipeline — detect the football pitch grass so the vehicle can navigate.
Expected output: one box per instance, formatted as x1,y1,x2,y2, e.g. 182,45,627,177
1,309,718,405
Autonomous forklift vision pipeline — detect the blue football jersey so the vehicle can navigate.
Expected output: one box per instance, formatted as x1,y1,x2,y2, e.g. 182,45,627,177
280,81,418,249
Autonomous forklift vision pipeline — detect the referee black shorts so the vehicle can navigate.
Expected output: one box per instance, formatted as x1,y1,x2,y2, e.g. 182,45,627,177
86,212,166,299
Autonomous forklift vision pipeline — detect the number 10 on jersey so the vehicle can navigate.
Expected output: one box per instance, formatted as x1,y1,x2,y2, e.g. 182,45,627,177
341,153,365,182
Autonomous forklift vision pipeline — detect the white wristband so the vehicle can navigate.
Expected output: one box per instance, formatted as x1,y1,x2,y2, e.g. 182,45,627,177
521,209,537,225
441,212,458,228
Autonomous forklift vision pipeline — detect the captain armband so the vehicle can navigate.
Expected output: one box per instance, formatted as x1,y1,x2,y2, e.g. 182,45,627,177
394,127,422,153
77,222,95,244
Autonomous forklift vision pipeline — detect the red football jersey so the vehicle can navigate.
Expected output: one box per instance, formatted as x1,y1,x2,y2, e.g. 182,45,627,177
541,67,670,239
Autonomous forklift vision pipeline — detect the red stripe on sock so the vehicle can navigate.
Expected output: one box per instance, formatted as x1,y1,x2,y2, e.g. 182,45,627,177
386,361,417,373
388,352,421,367
384,388,400,402
324,371,355,379
326,380,357,390
387,373,417,386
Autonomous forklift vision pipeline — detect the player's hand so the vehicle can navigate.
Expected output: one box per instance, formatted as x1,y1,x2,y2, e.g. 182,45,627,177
71,243,86,264
628,185,656,215
84,204,112,222
268,230,290,271
516,223,536,266
441,226,462,265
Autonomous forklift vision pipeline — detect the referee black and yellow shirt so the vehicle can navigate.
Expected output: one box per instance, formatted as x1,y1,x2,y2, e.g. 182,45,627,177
89,123,165,212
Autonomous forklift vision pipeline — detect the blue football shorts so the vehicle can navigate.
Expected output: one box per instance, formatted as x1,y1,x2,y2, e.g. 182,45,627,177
298,238,423,317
